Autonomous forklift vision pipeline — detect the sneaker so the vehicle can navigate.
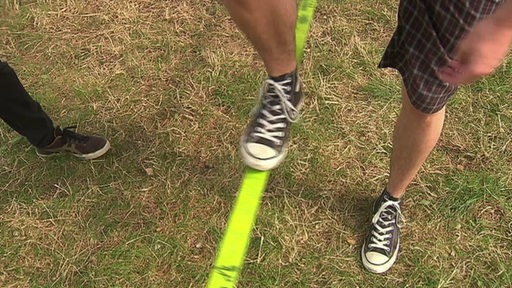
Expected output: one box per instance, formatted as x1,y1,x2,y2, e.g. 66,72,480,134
240,70,303,170
36,126,110,160
361,190,403,274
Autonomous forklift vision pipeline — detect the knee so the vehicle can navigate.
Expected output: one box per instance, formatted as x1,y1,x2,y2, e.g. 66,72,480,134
404,104,445,129
401,92,445,124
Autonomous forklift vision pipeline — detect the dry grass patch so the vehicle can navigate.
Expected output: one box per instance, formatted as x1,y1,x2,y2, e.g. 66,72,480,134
1,0,511,287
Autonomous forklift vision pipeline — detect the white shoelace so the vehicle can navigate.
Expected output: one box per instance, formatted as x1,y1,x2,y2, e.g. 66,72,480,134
251,78,299,145
368,200,403,252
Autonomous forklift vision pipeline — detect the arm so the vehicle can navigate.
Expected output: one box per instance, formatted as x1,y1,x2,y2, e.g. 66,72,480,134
493,0,512,28
438,0,512,85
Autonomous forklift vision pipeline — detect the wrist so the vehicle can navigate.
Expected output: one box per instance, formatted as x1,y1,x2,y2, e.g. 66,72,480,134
493,1,512,29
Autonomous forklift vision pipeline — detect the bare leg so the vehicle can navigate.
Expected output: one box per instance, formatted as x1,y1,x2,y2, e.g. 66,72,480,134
361,84,446,273
229,0,302,170
386,84,446,198
222,0,297,76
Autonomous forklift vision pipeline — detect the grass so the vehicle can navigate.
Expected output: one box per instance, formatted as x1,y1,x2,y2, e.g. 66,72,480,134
1,0,511,287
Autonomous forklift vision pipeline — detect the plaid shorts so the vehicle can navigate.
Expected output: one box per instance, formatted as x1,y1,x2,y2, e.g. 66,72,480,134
379,0,503,113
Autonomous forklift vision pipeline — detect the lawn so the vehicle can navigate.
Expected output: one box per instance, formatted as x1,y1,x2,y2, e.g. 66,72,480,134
0,0,511,287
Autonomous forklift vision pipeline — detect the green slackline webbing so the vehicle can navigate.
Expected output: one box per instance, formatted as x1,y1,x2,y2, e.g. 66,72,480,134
207,1,317,286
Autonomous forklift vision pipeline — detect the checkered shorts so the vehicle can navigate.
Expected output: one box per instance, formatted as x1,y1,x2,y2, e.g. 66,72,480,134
379,0,503,113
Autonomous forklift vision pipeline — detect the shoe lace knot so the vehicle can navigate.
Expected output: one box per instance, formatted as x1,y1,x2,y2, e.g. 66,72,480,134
368,200,404,252
61,126,89,144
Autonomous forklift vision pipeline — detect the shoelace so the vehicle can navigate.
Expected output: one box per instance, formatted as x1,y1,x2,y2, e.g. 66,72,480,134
251,78,299,145
368,200,403,252
61,126,89,144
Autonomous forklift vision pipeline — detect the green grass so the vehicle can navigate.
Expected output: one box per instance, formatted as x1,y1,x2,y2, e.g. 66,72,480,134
1,0,511,287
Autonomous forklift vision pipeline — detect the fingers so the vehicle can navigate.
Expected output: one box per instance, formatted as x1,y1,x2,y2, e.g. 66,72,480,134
437,39,471,84
437,60,462,84
437,60,470,85
437,59,486,85
438,34,480,85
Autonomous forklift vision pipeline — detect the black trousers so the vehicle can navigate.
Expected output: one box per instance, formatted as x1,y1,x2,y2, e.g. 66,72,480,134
0,61,54,148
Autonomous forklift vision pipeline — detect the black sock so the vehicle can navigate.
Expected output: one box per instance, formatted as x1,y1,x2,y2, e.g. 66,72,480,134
269,69,297,82
374,188,401,212
382,188,400,202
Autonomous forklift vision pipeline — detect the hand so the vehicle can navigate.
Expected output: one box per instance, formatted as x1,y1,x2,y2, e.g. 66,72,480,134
438,16,512,85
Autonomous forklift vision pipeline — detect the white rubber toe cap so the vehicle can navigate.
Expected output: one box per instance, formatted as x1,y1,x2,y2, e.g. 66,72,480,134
365,251,390,265
245,143,278,159
240,141,286,171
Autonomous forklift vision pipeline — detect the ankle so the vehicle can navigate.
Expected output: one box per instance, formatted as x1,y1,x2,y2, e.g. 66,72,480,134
39,127,58,148
267,65,297,79
383,188,401,202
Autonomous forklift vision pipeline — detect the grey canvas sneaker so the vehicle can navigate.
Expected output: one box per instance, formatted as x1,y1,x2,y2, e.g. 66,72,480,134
240,70,303,170
361,190,403,274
